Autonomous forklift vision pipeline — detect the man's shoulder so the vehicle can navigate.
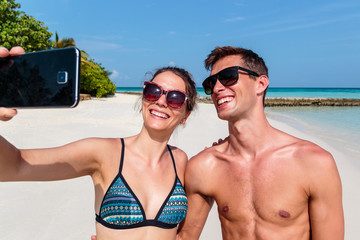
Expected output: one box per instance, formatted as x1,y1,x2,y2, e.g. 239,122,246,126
188,145,222,167
185,146,224,194
286,138,342,197
285,137,335,168
185,146,223,179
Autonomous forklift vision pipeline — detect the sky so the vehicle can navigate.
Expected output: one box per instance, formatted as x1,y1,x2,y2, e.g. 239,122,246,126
18,0,360,88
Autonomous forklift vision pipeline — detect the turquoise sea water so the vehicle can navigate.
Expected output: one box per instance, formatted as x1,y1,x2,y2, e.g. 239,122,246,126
117,87,360,163
117,87,360,98
266,107,360,163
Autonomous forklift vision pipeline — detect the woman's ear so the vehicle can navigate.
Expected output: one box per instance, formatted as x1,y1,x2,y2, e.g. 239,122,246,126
256,75,269,95
180,111,191,125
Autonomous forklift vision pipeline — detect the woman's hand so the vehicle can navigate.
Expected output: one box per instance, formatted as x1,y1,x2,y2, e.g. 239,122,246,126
0,46,25,121
0,108,18,121
0,46,25,57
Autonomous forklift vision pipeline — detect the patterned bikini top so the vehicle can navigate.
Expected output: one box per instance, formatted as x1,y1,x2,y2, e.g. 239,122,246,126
95,138,188,229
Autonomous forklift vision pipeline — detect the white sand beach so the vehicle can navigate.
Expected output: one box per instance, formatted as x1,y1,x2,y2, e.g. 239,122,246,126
0,93,359,239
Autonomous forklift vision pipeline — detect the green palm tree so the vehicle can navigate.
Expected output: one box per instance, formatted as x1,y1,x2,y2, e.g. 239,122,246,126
53,32,98,69
54,32,76,48
52,33,115,97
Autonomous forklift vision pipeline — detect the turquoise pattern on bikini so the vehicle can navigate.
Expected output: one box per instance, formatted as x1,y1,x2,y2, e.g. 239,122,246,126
100,177,143,225
158,179,188,224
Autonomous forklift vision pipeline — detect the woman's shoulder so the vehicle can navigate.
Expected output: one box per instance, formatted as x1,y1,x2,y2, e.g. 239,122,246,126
168,145,188,160
72,137,123,154
167,145,188,171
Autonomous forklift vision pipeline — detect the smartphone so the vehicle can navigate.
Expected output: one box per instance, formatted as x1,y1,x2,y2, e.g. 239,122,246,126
0,47,80,108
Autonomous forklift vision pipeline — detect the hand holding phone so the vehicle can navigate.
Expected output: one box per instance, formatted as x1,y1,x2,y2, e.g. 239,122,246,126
0,107,17,121
0,46,25,121
0,47,80,108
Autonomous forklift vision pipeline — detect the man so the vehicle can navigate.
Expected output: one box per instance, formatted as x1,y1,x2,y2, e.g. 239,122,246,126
177,46,344,240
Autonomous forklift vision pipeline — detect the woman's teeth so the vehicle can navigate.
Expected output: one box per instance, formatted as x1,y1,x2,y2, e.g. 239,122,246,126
150,110,169,119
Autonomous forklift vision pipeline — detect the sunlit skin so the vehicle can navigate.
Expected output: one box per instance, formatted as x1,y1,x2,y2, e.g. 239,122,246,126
0,49,192,240
177,55,344,240
210,55,259,123
95,72,190,240
141,72,191,140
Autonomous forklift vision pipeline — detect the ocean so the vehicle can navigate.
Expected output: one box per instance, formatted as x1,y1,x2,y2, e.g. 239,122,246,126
117,87,360,163
117,87,360,98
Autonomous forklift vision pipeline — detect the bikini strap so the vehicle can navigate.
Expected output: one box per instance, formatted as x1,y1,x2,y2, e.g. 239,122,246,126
167,145,178,176
119,138,125,172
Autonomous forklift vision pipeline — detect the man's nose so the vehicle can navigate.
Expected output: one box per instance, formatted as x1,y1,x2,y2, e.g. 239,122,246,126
212,79,225,94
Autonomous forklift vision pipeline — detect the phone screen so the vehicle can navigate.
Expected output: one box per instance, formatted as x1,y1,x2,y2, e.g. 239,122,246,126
0,47,80,108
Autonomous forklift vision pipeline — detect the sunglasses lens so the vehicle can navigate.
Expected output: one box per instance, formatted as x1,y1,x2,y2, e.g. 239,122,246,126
202,67,239,95
202,76,216,95
167,91,186,108
143,83,161,101
218,68,238,86
144,82,186,109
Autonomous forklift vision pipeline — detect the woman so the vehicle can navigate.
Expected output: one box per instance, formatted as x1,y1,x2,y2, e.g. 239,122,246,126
0,47,197,240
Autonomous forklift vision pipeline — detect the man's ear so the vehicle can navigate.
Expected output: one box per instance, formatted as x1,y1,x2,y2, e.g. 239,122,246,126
256,75,269,95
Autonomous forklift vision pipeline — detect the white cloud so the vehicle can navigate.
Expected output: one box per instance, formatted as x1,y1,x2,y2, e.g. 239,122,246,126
247,13,360,37
78,34,123,41
77,39,121,52
224,16,245,22
109,70,130,82
109,70,119,79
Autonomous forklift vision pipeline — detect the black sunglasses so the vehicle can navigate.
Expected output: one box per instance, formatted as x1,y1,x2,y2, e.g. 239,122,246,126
202,66,259,95
143,81,188,109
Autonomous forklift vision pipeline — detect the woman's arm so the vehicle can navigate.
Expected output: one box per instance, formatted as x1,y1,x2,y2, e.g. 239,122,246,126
0,136,107,182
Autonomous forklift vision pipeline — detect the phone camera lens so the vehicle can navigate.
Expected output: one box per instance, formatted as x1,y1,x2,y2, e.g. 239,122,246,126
57,71,68,84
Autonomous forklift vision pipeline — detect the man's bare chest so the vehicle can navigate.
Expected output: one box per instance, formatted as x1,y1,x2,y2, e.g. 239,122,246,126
209,160,310,225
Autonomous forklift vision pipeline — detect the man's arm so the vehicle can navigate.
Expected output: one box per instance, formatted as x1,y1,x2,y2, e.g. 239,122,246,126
308,150,344,240
177,153,214,240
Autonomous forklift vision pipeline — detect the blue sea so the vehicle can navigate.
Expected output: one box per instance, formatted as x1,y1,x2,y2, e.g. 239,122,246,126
117,87,360,163
116,87,360,98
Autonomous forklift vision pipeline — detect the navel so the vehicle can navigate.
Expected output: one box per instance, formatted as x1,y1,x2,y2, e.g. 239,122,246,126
279,210,290,218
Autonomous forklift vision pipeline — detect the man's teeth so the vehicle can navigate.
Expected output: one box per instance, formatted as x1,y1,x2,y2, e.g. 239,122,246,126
218,97,233,105
151,110,168,119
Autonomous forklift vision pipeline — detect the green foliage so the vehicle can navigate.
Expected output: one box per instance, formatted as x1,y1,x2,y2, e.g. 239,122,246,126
0,0,53,51
80,58,116,98
1,1,116,98
53,32,76,49
54,32,116,98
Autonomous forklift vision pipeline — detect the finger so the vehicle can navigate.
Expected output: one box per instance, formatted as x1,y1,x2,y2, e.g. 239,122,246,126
9,46,25,56
0,47,10,58
0,108,17,121
91,236,97,240
212,141,217,146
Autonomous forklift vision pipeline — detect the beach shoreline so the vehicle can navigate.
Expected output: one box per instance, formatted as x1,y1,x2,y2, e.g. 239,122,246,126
119,91,360,106
0,93,359,240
